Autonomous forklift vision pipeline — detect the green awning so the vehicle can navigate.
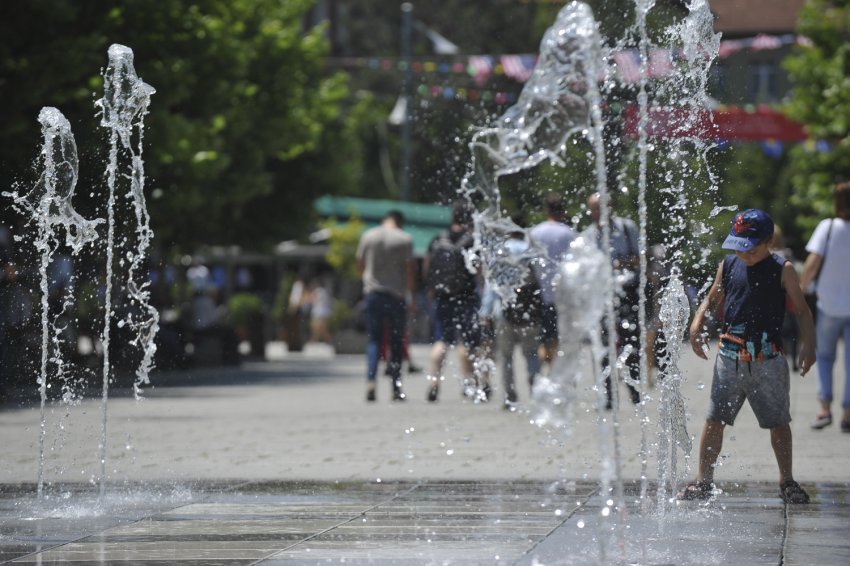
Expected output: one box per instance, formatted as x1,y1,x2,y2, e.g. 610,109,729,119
314,196,451,256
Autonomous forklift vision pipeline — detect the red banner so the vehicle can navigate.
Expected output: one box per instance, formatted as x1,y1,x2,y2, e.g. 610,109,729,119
623,106,807,142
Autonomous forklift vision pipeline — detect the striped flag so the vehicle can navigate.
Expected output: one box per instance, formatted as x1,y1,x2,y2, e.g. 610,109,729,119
500,54,537,82
648,49,673,78
718,39,745,58
751,34,782,51
614,50,641,84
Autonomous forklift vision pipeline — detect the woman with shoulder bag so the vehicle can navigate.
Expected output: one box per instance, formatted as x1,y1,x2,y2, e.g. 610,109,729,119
800,182,850,431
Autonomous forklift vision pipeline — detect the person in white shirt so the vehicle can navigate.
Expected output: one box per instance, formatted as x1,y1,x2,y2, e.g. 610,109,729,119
800,181,850,432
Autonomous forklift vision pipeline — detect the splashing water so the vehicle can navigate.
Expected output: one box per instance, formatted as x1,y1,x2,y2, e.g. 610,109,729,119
465,1,609,302
463,1,602,212
95,43,158,495
531,236,608,430
455,0,721,560
96,44,159,398
2,108,103,498
4,44,157,500
655,267,693,507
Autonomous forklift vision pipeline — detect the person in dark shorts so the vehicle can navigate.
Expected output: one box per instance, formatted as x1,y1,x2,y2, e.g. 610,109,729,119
679,209,815,504
424,202,483,402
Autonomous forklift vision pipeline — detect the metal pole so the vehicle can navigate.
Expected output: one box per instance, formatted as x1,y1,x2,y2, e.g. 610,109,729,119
400,2,413,202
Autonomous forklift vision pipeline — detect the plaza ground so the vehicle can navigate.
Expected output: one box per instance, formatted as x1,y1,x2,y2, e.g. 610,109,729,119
0,342,847,564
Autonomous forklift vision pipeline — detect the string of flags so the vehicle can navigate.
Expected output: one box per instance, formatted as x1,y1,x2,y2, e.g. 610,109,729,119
330,33,805,86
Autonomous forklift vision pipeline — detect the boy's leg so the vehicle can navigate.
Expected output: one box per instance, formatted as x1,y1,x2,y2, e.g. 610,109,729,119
770,424,793,484
698,420,725,483
678,419,725,500
773,423,810,503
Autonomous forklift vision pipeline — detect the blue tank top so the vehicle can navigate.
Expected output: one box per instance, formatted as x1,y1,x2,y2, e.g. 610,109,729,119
719,253,786,361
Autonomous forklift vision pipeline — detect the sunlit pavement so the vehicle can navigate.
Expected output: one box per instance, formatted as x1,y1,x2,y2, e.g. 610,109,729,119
0,342,847,564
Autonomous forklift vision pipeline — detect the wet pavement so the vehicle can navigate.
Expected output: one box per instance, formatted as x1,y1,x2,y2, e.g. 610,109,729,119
1,480,848,564
1,343,848,564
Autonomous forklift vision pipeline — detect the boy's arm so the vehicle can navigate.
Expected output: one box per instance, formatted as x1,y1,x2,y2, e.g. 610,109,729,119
689,262,725,359
782,262,816,375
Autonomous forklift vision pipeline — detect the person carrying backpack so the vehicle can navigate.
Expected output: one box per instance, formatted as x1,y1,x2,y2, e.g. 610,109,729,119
493,216,543,409
425,202,484,402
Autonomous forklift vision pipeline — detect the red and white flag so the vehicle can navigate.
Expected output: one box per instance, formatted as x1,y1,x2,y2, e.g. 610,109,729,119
614,50,641,84
751,34,782,51
500,54,537,82
718,39,745,58
648,49,673,78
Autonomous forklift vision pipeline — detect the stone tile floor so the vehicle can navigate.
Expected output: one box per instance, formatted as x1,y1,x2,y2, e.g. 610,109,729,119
1,480,847,564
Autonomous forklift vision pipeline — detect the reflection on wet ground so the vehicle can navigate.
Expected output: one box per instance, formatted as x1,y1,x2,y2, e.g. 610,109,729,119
1,480,847,564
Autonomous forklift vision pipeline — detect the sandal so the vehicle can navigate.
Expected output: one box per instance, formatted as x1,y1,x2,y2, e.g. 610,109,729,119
676,480,713,501
779,480,810,504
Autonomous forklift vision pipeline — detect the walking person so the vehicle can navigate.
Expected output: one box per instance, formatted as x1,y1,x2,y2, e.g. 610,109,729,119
424,202,483,402
678,209,815,503
800,181,850,432
529,194,576,378
489,219,543,408
583,192,641,408
356,210,416,402
308,277,333,344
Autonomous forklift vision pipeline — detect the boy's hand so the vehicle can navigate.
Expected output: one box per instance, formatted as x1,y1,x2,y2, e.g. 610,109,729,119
797,343,815,376
690,324,710,360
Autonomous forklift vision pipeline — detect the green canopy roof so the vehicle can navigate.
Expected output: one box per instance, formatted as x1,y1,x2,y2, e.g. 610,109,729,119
314,196,451,256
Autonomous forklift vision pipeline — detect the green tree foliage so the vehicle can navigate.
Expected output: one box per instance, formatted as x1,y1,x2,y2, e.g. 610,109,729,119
784,0,850,235
0,0,357,251
320,214,364,282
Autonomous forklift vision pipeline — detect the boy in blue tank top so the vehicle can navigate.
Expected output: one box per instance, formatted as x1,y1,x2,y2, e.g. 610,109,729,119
678,209,816,503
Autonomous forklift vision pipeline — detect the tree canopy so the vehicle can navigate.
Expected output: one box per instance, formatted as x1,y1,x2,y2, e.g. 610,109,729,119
0,0,358,252
784,0,850,235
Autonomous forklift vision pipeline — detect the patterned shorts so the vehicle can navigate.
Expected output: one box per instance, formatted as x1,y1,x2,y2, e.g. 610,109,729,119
707,354,791,429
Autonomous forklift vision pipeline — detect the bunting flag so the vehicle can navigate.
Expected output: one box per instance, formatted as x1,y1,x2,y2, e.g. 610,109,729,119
648,49,673,78
751,33,784,51
415,82,518,105
500,54,537,82
467,55,495,86
328,33,801,87
718,39,746,58
613,51,642,84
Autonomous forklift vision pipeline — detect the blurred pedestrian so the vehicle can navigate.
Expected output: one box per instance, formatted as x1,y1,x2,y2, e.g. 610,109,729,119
583,192,641,408
491,215,543,408
356,210,416,402
0,225,15,400
308,277,333,344
529,194,576,378
800,181,850,432
645,244,669,386
424,202,483,402
286,269,311,351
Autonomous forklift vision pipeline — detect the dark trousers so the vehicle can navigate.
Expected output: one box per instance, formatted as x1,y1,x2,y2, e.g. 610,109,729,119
365,292,405,381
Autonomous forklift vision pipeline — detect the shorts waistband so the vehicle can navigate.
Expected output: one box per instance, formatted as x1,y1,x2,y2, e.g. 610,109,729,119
719,333,782,362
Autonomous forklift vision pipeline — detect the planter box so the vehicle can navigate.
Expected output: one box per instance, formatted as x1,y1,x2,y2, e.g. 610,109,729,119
333,328,367,354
